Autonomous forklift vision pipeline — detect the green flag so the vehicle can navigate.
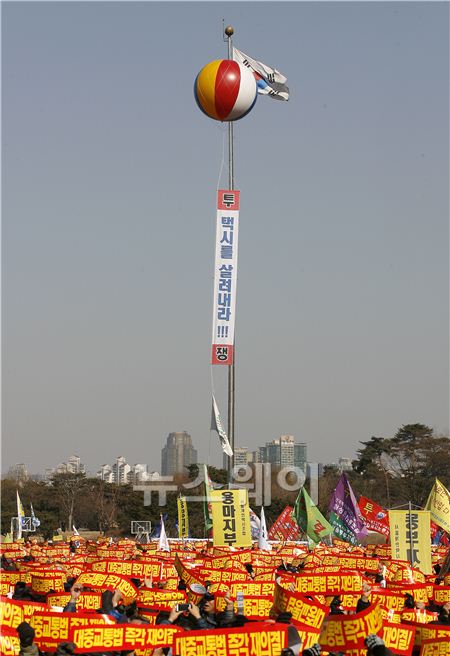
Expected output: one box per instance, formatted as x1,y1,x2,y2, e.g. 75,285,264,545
202,464,213,532
293,486,333,544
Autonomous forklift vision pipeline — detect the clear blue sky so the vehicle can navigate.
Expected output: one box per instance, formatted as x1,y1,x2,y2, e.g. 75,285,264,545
3,2,449,475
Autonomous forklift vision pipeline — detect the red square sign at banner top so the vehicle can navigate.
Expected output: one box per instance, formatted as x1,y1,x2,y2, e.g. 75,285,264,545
217,190,240,211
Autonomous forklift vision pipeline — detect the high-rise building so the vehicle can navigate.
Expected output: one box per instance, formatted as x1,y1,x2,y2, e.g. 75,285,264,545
259,435,307,471
66,455,86,474
96,459,160,484
97,464,114,483
112,456,131,484
338,457,353,473
222,446,252,471
234,447,252,467
7,463,29,483
50,455,86,476
161,431,197,476
307,462,320,504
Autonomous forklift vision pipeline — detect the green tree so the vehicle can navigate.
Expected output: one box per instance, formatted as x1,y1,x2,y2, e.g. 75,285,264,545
352,437,393,507
351,424,450,508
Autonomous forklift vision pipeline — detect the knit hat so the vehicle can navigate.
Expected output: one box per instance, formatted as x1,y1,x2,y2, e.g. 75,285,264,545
365,635,385,649
16,622,35,647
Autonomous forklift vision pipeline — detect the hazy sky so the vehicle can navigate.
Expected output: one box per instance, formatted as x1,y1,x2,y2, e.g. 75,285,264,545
3,1,449,475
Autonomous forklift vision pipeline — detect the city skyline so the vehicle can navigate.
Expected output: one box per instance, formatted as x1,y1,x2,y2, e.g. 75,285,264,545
3,441,370,480
3,3,448,474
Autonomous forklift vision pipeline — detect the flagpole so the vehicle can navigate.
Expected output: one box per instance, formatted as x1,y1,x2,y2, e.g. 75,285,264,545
225,24,235,484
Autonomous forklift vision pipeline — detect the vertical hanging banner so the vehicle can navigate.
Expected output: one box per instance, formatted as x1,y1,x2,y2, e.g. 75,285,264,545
389,510,432,575
211,189,240,365
211,489,251,547
177,497,189,539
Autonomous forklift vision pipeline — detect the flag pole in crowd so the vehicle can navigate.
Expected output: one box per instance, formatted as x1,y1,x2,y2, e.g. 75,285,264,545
224,26,236,484
199,25,289,482
16,490,25,541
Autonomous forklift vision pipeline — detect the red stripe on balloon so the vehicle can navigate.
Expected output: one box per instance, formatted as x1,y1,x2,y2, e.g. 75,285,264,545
215,60,241,121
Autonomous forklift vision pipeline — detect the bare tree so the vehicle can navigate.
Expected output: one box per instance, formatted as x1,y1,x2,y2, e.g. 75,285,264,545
88,479,121,533
51,473,87,531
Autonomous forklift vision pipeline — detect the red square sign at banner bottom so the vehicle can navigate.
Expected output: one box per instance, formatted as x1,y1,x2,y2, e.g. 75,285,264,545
212,344,234,365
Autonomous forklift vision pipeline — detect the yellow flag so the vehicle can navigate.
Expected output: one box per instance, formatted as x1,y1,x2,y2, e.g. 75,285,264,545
424,478,450,535
388,510,432,575
177,497,189,538
211,489,252,548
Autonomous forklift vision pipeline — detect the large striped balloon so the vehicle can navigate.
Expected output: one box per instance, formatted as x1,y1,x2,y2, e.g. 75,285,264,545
194,60,257,122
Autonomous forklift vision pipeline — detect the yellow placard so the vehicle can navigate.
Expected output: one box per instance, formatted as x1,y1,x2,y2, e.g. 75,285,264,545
388,510,432,575
211,489,252,548
177,497,189,539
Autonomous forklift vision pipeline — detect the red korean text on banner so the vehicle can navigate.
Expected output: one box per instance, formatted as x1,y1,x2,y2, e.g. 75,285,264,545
420,637,450,655
294,572,364,595
382,621,416,655
174,623,288,656
47,592,102,612
68,624,180,652
74,572,139,600
319,603,383,653
0,627,20,656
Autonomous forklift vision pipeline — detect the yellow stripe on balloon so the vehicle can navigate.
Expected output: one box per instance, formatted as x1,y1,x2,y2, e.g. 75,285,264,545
196,60,222,120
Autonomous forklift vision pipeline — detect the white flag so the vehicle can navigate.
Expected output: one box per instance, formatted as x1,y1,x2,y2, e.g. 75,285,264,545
233,47,289,101
30,502,40,528
258,506,272,551
211,395,233,457
72,525,80,536
249,507,261,539
158,515,170,552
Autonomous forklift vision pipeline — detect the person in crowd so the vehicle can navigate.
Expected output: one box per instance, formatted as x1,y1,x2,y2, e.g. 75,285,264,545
96,589,128,622
276,612,293,624
364,634,393,656
430,601,450,624
190,590,236,629
356,582,372,613
329,596,345,615
161,590,236,631
12,582,35,601
302,646,321,656
55,643,76,656
16,622,39,656
244,563,256,579
63,583,82,612
1,554,17,570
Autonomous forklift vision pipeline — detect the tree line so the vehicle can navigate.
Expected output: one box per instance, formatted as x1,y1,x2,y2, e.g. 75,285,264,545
2,424,449,538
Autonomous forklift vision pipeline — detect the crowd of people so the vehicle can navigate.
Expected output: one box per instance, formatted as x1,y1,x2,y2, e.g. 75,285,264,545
1,535,449,656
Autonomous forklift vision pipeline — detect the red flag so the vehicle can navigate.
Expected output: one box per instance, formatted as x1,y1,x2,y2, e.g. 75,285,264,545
358,496,390,537
268,506,301,541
